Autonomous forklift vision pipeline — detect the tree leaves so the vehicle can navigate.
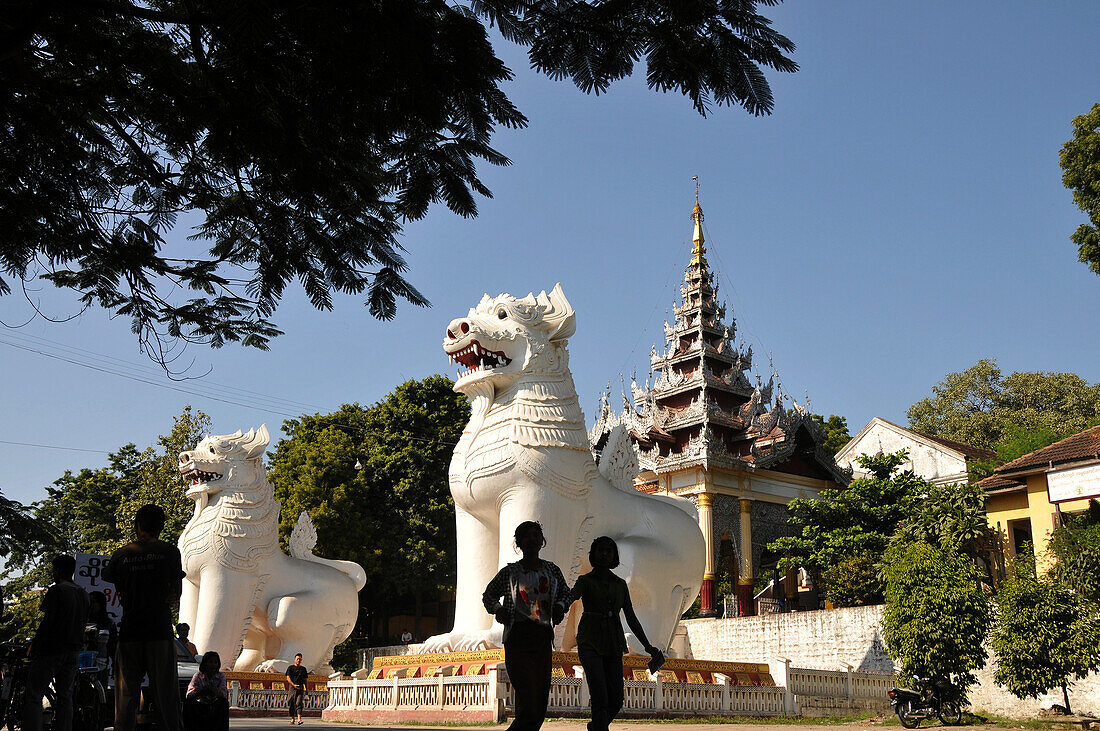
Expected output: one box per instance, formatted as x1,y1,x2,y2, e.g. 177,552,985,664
991,557,1100,712
1,1,796,364
1060,103,1100,276
882,541,991,694
268,375,469,630
907,359,1100,453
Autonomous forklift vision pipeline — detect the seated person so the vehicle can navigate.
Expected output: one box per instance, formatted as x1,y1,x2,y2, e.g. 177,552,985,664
176,622,199,659
183,651,229,731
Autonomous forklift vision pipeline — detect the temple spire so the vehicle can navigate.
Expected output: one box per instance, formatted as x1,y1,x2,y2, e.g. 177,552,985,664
691,177,707,266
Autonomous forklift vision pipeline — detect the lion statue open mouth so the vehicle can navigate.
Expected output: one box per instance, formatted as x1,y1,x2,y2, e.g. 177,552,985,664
423,284,705,653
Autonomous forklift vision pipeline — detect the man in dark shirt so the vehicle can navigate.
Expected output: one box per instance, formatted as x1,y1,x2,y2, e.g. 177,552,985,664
23,554,89,731
286,653,309,725
103,504,185,731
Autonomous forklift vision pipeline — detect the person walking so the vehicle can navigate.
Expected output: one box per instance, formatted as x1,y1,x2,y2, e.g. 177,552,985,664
23,554,89,731
286,653,309,725
482,521,571,731
104,504,186,731
568,536,665,731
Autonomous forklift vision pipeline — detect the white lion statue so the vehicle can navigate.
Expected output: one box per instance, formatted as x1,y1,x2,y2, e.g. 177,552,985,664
177,426,366,673
423,284,705,654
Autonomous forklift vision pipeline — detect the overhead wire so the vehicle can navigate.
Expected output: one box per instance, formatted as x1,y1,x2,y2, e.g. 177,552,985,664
0,332,459,450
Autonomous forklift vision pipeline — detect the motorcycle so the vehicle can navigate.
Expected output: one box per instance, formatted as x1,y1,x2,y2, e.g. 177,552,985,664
887,675,963,728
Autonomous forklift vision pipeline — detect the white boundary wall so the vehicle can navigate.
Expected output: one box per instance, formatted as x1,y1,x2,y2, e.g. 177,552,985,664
682,605,1100,718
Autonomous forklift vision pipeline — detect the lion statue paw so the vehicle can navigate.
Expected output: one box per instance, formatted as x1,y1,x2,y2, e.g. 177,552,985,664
421,627,501,653
255,658,292,673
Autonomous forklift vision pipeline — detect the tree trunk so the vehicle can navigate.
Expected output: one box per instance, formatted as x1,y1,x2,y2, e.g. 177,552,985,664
1062,681,1072,715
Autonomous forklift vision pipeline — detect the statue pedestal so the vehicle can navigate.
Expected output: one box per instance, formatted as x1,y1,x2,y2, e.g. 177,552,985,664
323,649,780,724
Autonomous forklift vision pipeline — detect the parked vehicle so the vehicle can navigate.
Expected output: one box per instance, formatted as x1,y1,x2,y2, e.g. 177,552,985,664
888,675,963,727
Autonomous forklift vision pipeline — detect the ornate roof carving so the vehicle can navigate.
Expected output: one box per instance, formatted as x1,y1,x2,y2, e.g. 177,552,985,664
590,196,850,485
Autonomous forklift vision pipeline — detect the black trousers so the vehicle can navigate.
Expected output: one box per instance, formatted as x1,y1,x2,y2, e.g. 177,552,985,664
182,697,229,731
288,687,306,717
578,649,624,731
504,620,554,731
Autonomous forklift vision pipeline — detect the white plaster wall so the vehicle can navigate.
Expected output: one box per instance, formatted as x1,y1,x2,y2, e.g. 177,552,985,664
836,423,968,485
681,605,1100,718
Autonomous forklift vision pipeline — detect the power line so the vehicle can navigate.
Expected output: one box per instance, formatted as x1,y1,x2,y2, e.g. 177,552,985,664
0,439,111,455
0,335,458,449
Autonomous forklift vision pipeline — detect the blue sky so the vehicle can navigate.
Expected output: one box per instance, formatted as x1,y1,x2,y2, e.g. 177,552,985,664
3,1,1100,506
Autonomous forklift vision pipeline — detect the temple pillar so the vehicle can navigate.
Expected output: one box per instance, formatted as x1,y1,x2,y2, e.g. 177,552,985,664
697,493,716,616
737,498,754,616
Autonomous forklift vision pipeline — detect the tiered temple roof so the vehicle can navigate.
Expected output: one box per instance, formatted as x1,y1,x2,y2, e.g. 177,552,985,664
590,197,850,485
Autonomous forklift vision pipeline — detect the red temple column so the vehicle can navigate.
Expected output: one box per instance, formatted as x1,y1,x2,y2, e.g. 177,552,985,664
697,493,717,617
737,498,755,616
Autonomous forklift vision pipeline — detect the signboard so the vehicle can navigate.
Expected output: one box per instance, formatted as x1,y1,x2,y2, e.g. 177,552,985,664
1047,463,1100,504
74,552,121,624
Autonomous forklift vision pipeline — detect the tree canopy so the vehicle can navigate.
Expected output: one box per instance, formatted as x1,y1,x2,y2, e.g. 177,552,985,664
1,0,797,363
268,375,468,639
907,359,1100,460
1060,103,1100,276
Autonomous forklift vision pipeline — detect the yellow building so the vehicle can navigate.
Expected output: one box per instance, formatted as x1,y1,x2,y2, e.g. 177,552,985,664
978,425,1100,568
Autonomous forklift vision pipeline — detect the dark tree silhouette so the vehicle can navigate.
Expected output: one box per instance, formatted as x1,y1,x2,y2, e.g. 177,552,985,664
1,1,796,364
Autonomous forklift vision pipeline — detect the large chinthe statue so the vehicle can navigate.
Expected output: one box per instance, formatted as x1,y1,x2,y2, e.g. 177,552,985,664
177,426,366,672
424,284,705,654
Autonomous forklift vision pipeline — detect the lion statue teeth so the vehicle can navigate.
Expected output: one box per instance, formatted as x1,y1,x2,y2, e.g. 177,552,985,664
178,425,366,673
423,283,706,654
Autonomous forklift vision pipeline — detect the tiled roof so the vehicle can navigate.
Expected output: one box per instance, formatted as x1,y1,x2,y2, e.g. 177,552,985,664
991,425,1100,476
976,473,1025,493
913,431,997,462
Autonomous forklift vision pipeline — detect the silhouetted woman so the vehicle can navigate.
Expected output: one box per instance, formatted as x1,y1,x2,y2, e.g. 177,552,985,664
183,651,229,731
568,536,664,731
483,521,571,731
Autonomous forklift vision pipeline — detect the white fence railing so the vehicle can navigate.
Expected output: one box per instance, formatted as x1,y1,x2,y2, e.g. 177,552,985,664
771,659,894,715
325,667,786,720
227,682,328,712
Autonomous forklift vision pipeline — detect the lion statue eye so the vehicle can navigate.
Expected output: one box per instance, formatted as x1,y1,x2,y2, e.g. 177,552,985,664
209,446,216,454
497,309,507,320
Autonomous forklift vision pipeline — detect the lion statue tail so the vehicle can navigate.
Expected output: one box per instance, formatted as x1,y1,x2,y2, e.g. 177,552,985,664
289,511,368,591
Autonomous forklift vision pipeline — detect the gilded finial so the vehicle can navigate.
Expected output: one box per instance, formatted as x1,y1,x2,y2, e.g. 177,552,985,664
691,177,706,266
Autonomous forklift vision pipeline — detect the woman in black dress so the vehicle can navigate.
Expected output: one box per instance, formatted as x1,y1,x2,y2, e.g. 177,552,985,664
568,536,664,731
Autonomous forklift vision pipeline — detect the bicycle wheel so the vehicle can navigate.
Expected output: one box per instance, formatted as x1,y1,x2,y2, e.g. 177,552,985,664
6,674,27,730
72,676,104,731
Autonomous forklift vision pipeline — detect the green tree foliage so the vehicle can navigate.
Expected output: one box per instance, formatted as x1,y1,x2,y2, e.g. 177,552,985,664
907,359,1100,455
809,414,851,455
881,540,992,694
893,480,993,560
269,375,468,638
991,556,1100,714
116,406,211,546
768,451,924,606
1060,103,1100,276
1,1,796,361
1048,499,1100,608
